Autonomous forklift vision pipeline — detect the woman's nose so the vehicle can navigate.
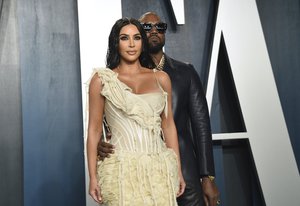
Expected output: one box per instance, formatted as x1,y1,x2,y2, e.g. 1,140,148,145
129,38,135,47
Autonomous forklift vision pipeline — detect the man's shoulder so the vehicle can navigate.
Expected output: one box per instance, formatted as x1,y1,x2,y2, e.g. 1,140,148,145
165,55,191,67
164,55,195,73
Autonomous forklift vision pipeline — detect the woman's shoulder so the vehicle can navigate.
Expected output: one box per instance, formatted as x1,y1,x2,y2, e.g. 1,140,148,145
140,67,170,83
87,67,115,86
152,69,171,91
154,69,170,82
92,67,117,79
93,67,113,74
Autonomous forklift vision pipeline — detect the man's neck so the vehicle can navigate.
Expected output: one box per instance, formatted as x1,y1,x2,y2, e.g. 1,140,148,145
151,50,164,66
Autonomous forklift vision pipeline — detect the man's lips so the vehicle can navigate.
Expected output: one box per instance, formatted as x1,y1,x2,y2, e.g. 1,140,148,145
149,35,159,41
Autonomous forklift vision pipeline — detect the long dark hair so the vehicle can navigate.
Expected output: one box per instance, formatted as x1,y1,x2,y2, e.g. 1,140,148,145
106,17,155,69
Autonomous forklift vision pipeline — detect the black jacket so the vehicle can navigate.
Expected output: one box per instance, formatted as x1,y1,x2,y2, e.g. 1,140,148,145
163,55,215,181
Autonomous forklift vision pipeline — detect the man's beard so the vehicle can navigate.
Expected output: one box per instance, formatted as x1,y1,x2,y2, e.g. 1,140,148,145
148,42,164,54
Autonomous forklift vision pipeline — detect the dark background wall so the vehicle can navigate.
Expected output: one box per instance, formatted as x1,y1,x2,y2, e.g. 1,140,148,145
0,0,23,205
0,0,86,206
18,0,85,206
0,0,299,205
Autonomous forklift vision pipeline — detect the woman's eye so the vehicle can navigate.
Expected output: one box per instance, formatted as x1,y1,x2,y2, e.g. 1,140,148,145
119,36,128,41
134,36,141,40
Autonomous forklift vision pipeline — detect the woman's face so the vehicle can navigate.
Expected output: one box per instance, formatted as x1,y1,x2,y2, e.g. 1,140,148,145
118,24,142,63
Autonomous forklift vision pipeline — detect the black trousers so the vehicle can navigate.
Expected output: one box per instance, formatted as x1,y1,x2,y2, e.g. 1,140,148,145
177,179,205,206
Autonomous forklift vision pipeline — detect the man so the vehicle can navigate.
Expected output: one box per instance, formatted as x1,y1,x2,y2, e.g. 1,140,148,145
99,12,219,206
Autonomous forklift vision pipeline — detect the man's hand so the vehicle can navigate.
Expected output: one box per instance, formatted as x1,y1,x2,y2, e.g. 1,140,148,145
97,136,114,161
202,177,220,206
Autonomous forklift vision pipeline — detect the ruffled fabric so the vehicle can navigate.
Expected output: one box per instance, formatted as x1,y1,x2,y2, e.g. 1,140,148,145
97,149,179,206
92,68,168,136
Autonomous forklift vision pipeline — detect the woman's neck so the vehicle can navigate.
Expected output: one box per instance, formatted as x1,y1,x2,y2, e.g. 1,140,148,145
117,61,142,74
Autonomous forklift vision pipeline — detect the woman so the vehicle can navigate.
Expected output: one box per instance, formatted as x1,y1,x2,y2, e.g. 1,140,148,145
87,17,185,205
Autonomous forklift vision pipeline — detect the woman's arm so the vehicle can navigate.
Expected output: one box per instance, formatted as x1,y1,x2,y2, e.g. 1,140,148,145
87,74,105,203
158,71,186,196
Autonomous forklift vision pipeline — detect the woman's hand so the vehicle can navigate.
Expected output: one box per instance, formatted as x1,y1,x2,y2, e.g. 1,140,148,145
177,172,186,197
89,178,103,204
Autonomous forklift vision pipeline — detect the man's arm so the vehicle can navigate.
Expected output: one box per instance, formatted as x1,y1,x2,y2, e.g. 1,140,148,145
187,65,220,205
188,64,214,175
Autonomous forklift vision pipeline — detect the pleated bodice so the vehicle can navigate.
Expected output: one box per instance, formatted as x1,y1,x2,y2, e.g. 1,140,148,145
94,68,168,153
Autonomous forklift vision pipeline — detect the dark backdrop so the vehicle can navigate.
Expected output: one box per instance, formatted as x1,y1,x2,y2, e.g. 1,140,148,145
0,0,23,205
0,0,86,206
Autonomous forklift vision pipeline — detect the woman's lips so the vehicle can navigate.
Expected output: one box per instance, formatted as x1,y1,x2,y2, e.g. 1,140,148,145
127,51,137,55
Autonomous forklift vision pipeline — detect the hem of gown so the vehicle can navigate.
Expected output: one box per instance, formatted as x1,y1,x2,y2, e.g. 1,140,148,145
97,149,179,206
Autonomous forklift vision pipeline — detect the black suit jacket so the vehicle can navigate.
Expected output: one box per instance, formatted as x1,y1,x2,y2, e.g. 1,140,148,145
163,55,215,181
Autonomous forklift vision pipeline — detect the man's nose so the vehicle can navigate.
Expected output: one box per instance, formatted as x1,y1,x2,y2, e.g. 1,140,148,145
149,26,158,33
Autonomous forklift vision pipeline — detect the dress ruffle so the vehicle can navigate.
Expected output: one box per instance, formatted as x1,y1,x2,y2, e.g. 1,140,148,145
91,68,167,134
97,149,179,206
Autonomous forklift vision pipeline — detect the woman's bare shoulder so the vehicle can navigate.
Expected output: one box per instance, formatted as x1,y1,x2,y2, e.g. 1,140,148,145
89,73,102,92
155,70,171,85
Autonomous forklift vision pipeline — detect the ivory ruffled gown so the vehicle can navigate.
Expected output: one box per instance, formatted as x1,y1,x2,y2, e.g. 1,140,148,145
89,68,179,206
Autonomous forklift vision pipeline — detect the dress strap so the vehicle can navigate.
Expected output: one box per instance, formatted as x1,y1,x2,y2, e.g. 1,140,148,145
153,69,164,92
153,69,168,118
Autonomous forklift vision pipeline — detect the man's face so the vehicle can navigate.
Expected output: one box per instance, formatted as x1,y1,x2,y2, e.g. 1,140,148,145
140,14,166,54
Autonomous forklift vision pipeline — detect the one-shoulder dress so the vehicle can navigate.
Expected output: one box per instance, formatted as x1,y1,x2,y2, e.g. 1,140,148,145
89,68,179,206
